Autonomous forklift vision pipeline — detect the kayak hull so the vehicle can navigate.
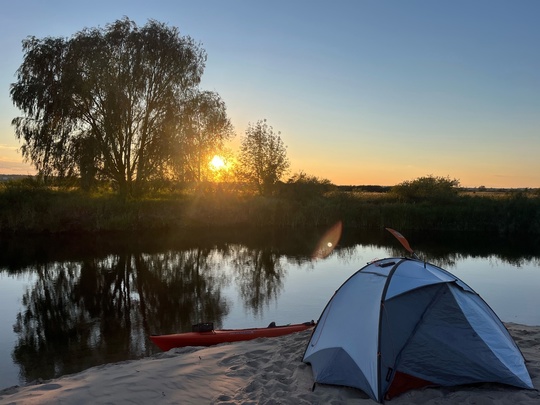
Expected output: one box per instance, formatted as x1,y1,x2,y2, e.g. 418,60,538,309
150,322,314,351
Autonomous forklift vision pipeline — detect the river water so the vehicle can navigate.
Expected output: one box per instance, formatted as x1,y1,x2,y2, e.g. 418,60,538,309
1,227,539,389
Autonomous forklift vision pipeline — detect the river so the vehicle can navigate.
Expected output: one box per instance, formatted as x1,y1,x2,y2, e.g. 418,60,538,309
1,226,539,389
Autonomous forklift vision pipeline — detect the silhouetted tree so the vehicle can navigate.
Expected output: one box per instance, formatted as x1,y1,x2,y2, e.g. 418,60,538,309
173,91,234,182
237,119,290,195
10,18,211,196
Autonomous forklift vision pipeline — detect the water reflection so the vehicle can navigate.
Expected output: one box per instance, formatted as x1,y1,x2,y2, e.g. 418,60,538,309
229,245,285,315
10,248,235,383
342,228,540,269
2,227,540,385
2,228,306,384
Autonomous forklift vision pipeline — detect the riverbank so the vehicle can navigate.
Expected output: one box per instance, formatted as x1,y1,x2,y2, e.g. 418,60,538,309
1,323,539,404
2,185,540,235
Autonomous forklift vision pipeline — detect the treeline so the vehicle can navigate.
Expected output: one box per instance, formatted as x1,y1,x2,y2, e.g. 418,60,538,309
9,18,292,198
1,176,540,235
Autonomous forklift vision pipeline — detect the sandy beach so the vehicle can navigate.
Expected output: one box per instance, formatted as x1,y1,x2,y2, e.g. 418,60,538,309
1,323,539,405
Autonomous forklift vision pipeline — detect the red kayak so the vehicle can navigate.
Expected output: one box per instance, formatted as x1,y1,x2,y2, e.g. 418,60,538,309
150,321,315,351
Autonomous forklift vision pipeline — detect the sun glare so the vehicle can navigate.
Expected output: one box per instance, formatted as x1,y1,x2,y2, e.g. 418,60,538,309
209,155,226,171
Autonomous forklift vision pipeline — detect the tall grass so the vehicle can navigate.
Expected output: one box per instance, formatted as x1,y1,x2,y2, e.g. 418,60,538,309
1,181,540,235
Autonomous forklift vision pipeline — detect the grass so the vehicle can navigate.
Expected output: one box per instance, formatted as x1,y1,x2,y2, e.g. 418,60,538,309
1,181,540,235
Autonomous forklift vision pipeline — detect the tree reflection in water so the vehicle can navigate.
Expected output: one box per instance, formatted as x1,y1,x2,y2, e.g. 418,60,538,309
229,245,285,316
5,227,540,384
11,247,234,383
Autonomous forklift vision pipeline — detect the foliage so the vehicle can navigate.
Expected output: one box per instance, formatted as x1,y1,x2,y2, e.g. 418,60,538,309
2,178,540,235
172,90,234,182
10,17,217,196
391,175,460,203
279,171,335,200
237,119,290,195
207,148,237,184
498,191,540,234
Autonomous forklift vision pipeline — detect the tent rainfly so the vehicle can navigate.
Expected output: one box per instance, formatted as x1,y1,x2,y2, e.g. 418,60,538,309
303,257,534,402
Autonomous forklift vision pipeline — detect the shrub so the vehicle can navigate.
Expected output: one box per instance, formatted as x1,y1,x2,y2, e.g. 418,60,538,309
279,171,336,201
391,175,460,203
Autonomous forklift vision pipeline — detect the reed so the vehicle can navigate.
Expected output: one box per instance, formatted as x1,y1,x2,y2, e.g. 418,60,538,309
1,181,539,235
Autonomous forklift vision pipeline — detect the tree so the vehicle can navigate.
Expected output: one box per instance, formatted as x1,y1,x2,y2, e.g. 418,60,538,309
173,91,234,182
10,18,208,196
237,119,290,195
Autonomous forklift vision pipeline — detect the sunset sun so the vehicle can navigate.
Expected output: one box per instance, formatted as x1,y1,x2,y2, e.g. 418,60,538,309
209,155,226,171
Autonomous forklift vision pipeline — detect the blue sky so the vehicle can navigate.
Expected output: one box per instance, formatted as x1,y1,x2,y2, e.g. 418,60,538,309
1,1,539,187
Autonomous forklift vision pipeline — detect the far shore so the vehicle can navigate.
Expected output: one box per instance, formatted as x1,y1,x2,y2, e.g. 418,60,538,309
2,182,540,236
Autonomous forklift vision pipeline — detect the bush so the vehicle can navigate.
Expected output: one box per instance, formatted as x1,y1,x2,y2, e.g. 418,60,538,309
391,175,460,203
279,171,336,201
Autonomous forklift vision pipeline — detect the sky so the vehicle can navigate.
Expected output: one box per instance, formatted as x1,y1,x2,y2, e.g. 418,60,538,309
1,1,539,188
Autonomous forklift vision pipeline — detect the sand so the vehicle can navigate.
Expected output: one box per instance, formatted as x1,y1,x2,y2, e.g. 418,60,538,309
1,323,539,405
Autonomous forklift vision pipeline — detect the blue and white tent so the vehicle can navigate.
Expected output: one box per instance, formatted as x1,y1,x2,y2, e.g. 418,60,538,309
303,257,533,402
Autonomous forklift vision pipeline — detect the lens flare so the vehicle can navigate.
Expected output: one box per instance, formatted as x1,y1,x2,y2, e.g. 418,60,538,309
312,221,343,259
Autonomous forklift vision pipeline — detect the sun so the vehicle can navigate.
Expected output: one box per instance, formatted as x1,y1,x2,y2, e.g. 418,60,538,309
209,155,226,171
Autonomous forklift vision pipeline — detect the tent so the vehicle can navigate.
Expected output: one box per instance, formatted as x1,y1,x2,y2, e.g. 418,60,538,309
303,257,534,402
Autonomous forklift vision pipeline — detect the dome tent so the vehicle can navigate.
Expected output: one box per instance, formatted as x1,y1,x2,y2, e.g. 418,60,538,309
302,231,533,402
